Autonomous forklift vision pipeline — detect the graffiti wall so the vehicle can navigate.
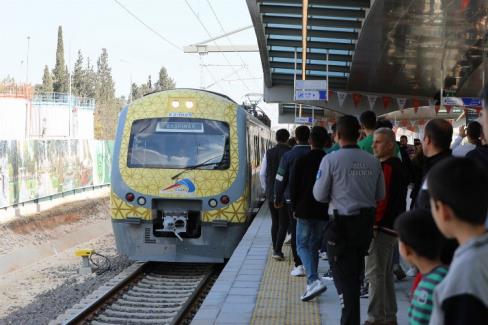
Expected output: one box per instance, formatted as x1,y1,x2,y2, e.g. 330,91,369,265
0,140,113,208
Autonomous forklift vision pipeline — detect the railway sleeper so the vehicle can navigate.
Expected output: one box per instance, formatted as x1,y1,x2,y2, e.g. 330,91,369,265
122,295,189,303
114,299,181,308
92,315,174,324
130,284,197,295
106,304,181,313
138,277,203,285
101,309,178,318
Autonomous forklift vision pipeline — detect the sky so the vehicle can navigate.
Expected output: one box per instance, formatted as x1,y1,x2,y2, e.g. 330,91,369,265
0,0,280,125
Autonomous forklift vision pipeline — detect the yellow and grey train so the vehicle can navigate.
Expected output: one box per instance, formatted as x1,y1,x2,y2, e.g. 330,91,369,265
111,88,272,262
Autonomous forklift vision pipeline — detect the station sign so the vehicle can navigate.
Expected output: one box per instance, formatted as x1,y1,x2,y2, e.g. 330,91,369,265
462,97,481,107
442,97,481,107
294,116,314,124
442,97,464,106
294,80,328,101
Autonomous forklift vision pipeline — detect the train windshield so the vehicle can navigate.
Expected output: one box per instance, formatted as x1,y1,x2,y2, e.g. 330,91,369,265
127,118,230,169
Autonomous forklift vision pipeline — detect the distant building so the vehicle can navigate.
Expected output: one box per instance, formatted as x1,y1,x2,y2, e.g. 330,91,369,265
0,83,95,140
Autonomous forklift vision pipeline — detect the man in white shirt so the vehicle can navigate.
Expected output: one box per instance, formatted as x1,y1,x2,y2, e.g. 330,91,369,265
451,122,482,157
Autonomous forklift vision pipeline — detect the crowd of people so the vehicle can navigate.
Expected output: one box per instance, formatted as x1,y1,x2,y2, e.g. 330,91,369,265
259,99,488,325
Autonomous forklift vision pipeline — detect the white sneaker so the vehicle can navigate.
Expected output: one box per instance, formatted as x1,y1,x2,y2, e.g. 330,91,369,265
319,251,328,260
283,233,292,245
290,265,306,277
406,267,418,277
301,279,327,301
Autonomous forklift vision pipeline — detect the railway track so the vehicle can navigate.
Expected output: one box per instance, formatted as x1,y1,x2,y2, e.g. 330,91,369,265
51,262,216,325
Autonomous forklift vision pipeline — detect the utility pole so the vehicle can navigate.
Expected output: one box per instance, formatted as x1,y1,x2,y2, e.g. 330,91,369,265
26,36,30,84
184,26,258,89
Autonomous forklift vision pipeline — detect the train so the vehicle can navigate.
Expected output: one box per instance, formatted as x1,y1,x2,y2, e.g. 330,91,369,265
110,88,273,262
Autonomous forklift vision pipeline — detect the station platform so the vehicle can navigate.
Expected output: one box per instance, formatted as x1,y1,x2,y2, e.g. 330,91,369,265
192,204,411,325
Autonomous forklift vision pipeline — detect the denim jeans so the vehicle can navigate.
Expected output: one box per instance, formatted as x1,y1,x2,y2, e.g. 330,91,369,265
296,218,326,285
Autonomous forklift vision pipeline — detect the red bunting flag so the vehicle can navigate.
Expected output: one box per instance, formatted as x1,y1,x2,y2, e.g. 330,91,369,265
445,105,452,114
464,108,469,116
382,96,391,109
352,93,362,108
328,90,334,101
434,105,440,114
476,106,482,114
413,98,421,114
461,0,470,11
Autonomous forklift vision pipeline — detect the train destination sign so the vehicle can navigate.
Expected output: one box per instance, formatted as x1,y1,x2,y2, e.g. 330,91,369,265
156,122,204,133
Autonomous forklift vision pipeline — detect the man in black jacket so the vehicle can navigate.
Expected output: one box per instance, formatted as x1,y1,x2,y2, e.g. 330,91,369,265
290,126,329,301
259,129,290,260
365,127,408,325
274,125,311,276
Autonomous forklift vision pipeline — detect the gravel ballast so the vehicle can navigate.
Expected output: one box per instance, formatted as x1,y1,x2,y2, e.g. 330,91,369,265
0,196,134,325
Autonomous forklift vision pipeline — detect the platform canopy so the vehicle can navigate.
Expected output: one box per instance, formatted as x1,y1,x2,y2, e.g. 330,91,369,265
247,0,488,116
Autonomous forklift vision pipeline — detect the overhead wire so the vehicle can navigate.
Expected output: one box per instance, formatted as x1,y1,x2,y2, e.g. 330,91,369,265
184,0,250,91
205,0,260,89
112,0,181,51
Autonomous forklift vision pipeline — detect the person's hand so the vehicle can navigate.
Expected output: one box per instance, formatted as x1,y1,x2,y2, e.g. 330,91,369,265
459,125,466,138
274,202,283,209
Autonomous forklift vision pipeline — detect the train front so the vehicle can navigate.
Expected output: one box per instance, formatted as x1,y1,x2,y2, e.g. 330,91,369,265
110,89,249,263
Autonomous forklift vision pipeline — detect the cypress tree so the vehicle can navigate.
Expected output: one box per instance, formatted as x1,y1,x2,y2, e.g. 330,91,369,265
96,48,115,102
94,48,118,139
72,50,84,96
41,65,53,93
52,26,68,93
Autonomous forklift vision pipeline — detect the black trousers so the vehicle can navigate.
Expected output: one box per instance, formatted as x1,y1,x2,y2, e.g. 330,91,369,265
288,206,302,267
326,210,375,325
269,201,289,254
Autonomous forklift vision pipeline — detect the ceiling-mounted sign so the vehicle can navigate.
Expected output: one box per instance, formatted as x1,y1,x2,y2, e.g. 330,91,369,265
295,116,314,124
294,80,328,101
462,97,481,107
442,97,464,106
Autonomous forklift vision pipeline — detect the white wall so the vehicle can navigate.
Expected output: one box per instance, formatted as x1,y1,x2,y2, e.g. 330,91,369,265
0,98,28,139
0,97,95,140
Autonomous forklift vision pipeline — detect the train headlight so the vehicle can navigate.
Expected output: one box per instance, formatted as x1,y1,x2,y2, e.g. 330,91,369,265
171,100,180,108
208,199,218,208
125,193,135,202
137,196,146,205
185,101,194,108
220,195,230,205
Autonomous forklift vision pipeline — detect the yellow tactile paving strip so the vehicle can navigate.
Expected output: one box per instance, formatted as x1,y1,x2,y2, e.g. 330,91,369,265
251,245,322,325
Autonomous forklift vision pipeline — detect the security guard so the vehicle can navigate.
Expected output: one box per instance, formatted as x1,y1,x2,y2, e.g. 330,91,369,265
313,115,385,325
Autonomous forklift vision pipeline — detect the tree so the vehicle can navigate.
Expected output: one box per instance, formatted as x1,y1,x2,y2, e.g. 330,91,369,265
72,50,84,96
127,67,175,101
96,48,115,102
83,58,97,98
52,26,69,93
41,65,53,93
155,66,175,90
94,48,118,139
147,75,152,91
130,82,140,102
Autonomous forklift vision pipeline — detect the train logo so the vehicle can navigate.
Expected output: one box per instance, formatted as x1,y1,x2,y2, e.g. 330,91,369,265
161,178,196,194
